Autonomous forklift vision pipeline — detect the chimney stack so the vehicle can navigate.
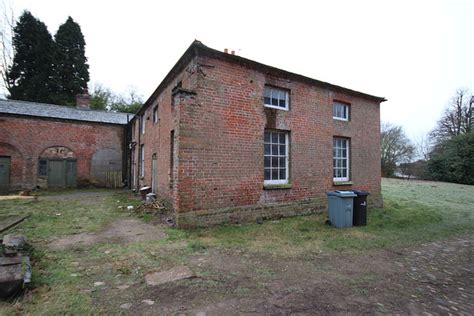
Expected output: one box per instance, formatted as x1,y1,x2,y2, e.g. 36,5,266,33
231,50,235,55
224,48,228,53
76,91,90,110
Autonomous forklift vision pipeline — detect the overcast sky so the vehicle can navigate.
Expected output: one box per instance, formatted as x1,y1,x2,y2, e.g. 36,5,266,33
6,0,474,141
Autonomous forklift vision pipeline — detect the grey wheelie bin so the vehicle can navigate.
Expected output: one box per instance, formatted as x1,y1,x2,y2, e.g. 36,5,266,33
327,190,357,228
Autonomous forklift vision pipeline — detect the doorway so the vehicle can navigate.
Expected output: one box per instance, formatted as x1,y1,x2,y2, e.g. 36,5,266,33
151,153,157,193
47,159,77,188
0,156,10,193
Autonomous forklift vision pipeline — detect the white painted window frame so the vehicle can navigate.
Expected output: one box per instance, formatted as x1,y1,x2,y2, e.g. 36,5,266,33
141,115,146,134
333,102,349,121
264,131,289,185
264,86,289,111
333,137,350,182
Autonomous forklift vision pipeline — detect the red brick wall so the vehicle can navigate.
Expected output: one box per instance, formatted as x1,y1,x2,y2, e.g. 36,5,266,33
132,54,382,225
130,59,199,207
176,56,382,214
0,115,125,190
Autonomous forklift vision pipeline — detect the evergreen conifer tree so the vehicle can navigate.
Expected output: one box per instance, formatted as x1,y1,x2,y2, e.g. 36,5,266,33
53,16,89,105
7,11,56,103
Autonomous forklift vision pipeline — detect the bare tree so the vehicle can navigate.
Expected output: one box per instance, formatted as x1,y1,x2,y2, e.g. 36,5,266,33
415,134,432,161
0,0,15,97
381,122,415,177
430,88,473,142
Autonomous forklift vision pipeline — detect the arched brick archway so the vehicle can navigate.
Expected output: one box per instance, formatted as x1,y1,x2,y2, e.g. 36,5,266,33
39,146,76,159
0,142,23,192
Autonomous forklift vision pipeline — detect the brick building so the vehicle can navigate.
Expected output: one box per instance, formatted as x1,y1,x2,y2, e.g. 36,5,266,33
0,96,130,192
131,41,386,227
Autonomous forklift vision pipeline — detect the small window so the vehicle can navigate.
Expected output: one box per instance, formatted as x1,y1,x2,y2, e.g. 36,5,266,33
170,130,175,183
264,130,289,185
264,86,289,110
153,106,158,123
140,115,146,134
333,137,350,182
38,160,47,176
140,144,145,177
333,102,349,121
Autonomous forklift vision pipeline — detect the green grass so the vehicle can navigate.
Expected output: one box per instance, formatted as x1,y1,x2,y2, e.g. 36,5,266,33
0,179,473,314
177,178,474,254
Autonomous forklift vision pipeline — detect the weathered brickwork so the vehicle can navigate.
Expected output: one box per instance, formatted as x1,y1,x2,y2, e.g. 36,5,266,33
0,115,125,190
131,42,385,227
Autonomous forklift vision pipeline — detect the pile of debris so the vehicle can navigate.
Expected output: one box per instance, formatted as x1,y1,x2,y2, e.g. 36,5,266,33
132,197,176,227
0,234,31,299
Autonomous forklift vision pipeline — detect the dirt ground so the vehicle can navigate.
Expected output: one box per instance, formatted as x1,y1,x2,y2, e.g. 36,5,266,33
48,219,166,250
90,233,473,314
3,187,472,314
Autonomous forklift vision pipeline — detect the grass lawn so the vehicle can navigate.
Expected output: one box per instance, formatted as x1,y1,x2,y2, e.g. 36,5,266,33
0,179,473,314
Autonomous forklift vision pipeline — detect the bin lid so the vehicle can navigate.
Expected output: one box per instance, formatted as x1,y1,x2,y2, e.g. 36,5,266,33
351,190,370,196
327,190,357,197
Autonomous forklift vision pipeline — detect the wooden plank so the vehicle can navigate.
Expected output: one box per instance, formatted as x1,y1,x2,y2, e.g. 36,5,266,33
0,215,29,234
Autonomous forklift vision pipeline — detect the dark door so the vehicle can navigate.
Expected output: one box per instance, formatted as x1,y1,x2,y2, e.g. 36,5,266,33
151,154,157,193
0,157,10,193
66,160,77,188
48,160,66,188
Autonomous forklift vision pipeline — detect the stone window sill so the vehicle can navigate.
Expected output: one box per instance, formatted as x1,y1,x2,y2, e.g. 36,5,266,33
263,183,293,190
333,181,353,186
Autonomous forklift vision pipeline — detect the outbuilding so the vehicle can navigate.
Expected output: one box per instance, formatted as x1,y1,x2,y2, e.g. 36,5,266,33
0,95,130,192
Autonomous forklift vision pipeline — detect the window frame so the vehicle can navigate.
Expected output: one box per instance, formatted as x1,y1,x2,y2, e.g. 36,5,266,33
333,137,350,182
140,115,146,134
264,86,290,111
140,144,145,178
153,106,158,124
332,101,350,121
264,130,289,185
38,159,48,176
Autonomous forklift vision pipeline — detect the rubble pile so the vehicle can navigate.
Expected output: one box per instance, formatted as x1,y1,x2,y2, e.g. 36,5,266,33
132,197,176,227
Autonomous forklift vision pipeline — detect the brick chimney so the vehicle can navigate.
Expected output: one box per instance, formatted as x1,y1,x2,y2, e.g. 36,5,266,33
76,91,90,110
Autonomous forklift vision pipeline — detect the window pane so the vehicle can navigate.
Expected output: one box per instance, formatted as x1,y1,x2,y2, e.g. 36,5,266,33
279,168,286,180
264,169,271,180
272,157,279,168
264,157,270,168
279,157,286,168
272,169,278,180
271,133,278,143
272,145,278,155
279,99,285,107
265,144,271,155
279,145,286,156
272,98,278,106
279,133,286,144
264,97,271,105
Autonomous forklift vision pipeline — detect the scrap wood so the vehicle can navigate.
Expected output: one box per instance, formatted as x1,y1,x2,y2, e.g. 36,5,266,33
0,215,30,234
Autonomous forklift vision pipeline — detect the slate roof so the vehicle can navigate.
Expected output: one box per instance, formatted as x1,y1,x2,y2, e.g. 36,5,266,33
0,99,131,125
